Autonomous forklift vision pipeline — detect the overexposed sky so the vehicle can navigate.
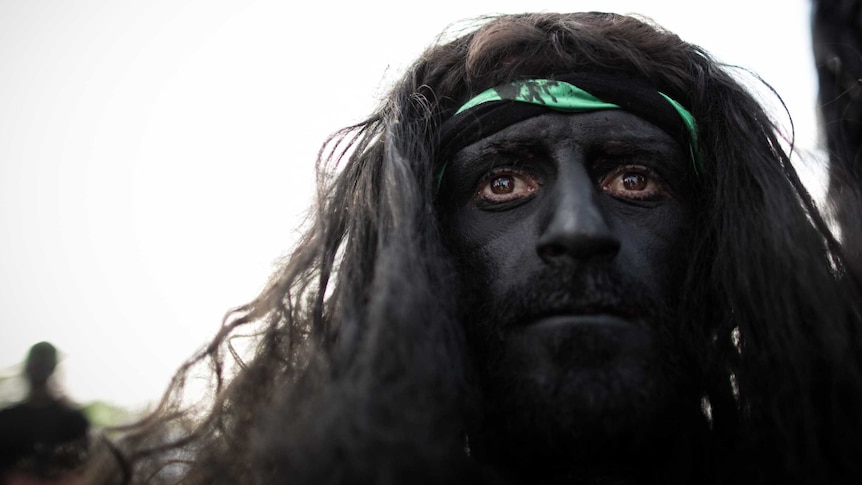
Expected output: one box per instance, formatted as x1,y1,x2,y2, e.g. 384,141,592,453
0,1,820,408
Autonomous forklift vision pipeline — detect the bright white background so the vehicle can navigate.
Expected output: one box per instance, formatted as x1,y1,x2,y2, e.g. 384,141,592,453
0,1,821,409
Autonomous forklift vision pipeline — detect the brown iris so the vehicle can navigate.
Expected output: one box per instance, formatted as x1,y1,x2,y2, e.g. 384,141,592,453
622,173,647,191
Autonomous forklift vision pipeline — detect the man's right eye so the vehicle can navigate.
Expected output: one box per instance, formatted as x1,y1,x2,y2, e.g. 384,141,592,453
475,168,541,203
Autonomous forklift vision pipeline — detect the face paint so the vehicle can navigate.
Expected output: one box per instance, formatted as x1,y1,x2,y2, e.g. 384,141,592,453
440,110,700,471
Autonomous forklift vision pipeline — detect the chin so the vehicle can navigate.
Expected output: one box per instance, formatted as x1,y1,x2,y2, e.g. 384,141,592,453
468,314,697,472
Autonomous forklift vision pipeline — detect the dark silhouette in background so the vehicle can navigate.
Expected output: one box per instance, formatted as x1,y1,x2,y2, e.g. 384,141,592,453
812,0,862,274
0,342,89,484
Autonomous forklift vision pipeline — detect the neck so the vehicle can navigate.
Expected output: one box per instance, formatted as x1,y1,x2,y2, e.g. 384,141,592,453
27,383,54,404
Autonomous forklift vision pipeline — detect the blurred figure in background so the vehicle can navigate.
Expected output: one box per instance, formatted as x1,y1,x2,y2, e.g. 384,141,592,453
0,342,89,484
812,0,862,275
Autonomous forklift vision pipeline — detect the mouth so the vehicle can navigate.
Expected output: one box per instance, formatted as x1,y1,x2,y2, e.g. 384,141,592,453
530,302,637,322
528,313,633,331
514,311,651,367
522,304,640,335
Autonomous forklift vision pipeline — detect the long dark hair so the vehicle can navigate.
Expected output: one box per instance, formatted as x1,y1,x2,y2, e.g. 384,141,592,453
89,12,862,484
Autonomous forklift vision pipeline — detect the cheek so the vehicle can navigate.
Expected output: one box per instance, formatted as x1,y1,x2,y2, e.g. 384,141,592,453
453,210,544,292
611,206,689,297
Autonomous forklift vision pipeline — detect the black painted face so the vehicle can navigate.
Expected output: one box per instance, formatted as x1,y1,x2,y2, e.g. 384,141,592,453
439,110,698,472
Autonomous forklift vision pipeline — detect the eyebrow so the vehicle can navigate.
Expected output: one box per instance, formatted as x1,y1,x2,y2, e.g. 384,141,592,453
594,139,688,180
477,139,544,159
441,139,544,195
598,138,680,157
475,134,679,160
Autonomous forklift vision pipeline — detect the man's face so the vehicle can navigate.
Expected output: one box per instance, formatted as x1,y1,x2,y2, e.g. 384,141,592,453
440,110,698,469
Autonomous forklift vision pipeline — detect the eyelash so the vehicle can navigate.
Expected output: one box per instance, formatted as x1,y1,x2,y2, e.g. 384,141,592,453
597,164,669,202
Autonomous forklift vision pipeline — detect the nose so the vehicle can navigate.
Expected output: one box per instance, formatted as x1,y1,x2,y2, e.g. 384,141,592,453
536,156,620,263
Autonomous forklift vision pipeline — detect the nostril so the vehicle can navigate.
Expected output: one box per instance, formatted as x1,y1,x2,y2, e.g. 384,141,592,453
537,243,567,261
537,233,620,263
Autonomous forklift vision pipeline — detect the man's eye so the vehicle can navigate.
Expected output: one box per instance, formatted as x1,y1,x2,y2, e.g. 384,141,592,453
598,165,668,201
476,169,540,203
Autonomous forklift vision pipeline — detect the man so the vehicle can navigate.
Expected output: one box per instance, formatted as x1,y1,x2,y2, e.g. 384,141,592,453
812,0,862,276
0,342,90,484
95,12,862,484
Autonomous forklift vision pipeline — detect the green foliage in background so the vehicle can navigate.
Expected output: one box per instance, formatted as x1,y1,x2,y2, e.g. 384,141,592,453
81,400,141,430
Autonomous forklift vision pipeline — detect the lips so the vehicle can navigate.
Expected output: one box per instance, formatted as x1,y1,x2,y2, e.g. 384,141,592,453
514,312,651,369
527,313,634,332
470,266,660,335
516,299,646,341
526,301,639,325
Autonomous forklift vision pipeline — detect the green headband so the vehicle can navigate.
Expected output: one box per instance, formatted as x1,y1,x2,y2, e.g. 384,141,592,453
436,78,700,190
457,80,619,114
456,79,698,156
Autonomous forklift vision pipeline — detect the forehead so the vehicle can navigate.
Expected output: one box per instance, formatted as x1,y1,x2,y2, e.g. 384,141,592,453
454,110,684,161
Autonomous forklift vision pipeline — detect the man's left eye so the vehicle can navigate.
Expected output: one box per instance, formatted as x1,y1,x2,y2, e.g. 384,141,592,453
598,165,668,201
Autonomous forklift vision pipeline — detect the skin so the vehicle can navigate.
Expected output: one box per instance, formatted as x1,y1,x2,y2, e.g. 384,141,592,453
440,110,702,482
